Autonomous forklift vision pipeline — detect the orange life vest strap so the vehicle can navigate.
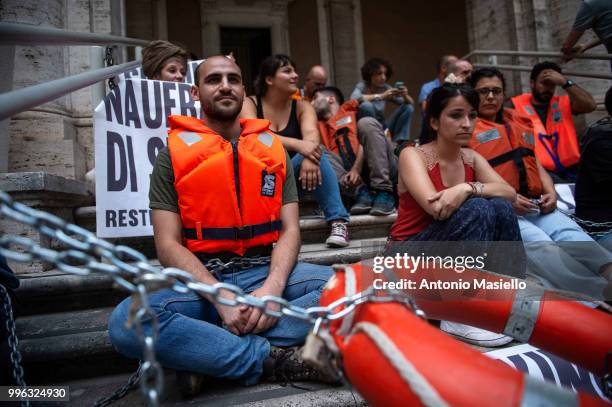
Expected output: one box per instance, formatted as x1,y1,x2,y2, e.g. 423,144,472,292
183,220,282,241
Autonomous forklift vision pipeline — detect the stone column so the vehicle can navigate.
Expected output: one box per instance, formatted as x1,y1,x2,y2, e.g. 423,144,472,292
0,0,123,274
322,0,363,98
1,0,86,180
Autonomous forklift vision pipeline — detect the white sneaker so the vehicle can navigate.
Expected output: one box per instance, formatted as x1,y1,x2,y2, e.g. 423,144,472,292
325,221,349,248
440,321,513,347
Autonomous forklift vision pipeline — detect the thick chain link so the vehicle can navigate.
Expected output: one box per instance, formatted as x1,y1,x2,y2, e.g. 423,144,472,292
0,283,30,407
105,46,116,90
0,190,423,405
204,256,272,273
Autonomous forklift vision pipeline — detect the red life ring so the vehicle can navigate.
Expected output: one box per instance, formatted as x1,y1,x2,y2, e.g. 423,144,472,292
320,262,611,407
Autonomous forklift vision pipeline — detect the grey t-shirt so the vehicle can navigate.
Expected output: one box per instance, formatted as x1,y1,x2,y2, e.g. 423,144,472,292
572,0,612,41
149,147,298,213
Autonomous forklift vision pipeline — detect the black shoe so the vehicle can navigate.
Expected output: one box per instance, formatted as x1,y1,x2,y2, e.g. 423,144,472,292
176,370,205,398
263,346,341,385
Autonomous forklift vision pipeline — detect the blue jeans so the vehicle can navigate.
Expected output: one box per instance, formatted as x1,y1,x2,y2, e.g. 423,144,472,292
292,152,349,222
386,198,526,278
357,101,414,142
519,210,611,297
108,262,334,385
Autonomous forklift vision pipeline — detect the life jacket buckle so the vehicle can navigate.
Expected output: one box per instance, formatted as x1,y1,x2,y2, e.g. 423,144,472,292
235,226,253,240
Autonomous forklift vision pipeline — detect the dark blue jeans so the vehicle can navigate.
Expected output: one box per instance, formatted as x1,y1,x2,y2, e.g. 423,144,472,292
385,198,525,278
109,262,333,385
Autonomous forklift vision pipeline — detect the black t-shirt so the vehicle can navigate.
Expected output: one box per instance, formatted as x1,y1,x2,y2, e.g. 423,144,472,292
575,117,612,231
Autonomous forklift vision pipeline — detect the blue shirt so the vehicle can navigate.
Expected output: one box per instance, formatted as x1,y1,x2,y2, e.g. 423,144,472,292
418,78,441,103
572,0,612,41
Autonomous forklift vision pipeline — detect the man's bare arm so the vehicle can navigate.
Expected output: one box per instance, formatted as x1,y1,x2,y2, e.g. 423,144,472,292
242,202,301,333
567,83,597,114
152,209,219,285
266,202,301,290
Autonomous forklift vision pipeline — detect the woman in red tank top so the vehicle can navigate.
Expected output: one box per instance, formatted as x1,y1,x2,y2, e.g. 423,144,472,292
389,83,518,242
386,83,525,347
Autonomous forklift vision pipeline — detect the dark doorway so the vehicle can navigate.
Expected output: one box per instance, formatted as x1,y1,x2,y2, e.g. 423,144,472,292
220,27,272,95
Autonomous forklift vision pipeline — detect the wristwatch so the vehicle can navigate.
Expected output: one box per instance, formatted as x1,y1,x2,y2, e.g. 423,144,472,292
374,94,382,102
562,79,575,90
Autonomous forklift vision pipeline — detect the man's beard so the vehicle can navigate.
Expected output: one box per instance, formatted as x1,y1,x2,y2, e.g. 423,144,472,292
313,101,331,121
532,89,553,104
203,100,242,122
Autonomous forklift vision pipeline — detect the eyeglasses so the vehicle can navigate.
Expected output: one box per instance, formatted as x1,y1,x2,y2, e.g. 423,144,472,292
475,87,503,96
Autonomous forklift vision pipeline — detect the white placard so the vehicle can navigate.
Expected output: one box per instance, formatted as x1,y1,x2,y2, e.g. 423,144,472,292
94,77,201,237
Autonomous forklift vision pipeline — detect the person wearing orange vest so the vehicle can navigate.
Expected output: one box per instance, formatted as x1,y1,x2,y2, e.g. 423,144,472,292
510,61,596,182
470,67,610,299
108,56,337,396
311,86,397,216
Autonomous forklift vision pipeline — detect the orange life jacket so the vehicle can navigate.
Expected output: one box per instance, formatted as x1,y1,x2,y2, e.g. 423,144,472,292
318,100,361,170
470,108,543,197
167,115,286,255
511,93,580,173
291,89,302,101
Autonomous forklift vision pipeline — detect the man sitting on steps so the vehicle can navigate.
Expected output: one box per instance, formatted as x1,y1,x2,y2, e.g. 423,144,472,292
108,55,337,397
311,86,397,216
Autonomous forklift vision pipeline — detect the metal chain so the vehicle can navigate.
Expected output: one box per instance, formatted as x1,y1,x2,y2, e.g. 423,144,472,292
105,46,116,90
93,363,141,407
204,256,272,273
0,190,423,405
0,283,29,407
557,209,612,238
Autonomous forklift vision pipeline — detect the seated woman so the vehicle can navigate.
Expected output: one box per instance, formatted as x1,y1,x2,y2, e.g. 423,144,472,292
350,57,414,143
241,54,350,247
468,67,611,298
141,40,188,82
385,83,522,347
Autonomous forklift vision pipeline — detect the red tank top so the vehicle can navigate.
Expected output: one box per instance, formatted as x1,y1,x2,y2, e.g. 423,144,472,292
389,146,475,240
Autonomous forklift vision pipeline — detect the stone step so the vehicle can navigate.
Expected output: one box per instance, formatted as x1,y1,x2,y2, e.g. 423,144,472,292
15,238,387,316
74,206,395,252
16,306,135,383
15,238,384,383
58,371,367,406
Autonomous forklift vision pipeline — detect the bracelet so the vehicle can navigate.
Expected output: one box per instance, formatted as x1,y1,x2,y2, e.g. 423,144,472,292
468,182,484,197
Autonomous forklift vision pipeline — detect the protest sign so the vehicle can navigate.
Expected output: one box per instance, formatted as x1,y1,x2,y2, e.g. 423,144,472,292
94,77,200,237
487,344,609,399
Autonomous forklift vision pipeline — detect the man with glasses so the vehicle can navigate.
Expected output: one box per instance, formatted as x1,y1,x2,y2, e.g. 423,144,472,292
510,61,596,182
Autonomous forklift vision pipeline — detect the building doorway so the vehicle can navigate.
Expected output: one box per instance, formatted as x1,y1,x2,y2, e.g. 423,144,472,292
220,27,272,95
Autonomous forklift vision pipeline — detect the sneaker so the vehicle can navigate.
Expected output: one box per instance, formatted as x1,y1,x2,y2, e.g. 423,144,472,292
175,370,205,398
350,187,373,215
263,346,341,384
370,191,396,216
325,221,349,248
440,321,513,347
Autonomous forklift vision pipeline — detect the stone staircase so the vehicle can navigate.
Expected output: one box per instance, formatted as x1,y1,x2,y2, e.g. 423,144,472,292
3,174,393,404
